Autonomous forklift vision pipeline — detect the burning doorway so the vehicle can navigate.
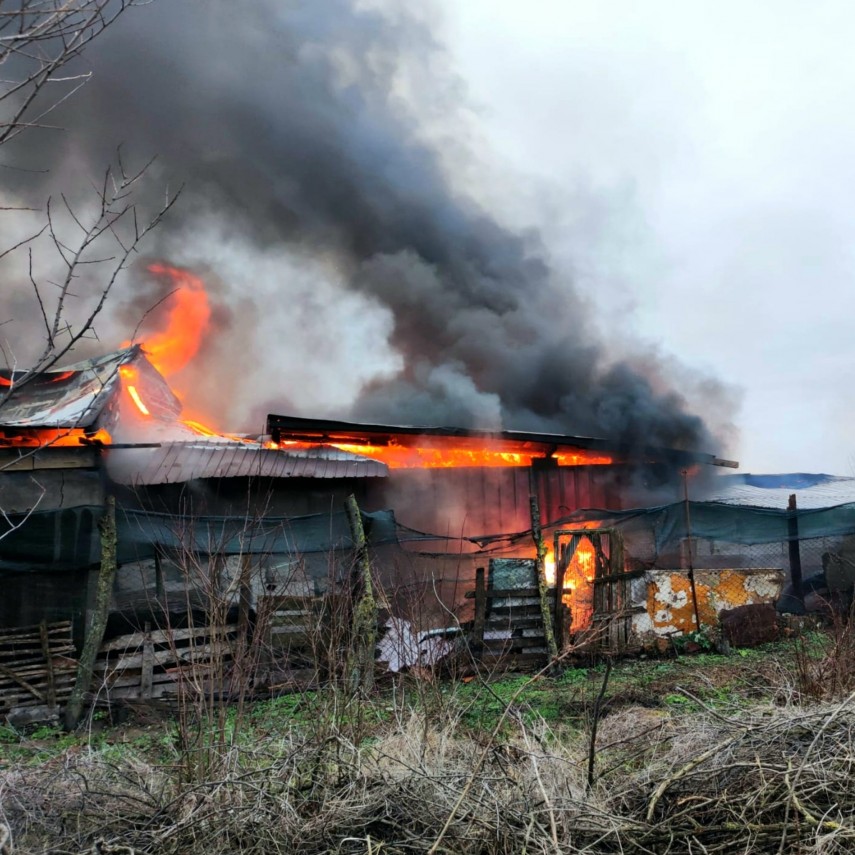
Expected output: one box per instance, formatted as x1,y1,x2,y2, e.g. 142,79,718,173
553,528,636,649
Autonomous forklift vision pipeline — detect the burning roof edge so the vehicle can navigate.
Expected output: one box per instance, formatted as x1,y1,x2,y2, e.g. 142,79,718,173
266,414,739,469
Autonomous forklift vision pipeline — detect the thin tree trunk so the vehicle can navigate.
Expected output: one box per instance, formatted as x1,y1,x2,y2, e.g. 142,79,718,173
64,495,117,730
345,494,377,695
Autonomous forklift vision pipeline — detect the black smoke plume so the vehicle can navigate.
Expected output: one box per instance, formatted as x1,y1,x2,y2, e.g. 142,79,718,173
1,0,735,459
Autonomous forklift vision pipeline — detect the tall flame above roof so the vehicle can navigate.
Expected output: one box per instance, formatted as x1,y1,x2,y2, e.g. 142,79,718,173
123,262,211,379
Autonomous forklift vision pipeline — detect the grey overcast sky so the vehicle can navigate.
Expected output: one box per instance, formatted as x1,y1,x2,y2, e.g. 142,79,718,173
439,0,855,474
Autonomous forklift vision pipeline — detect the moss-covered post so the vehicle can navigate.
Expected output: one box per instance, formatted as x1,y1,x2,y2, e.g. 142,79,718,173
65,494,117,730
345,494,377,695
530,495,559,661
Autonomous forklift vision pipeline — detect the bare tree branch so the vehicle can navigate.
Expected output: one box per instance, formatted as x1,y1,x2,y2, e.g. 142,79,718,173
28,244,53,344
0,1,147,149
0,222,46,262
0,2,171,548
1,156,180,403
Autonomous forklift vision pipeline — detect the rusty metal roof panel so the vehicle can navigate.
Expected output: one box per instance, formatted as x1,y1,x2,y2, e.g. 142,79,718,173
107,440,388,485
0,348,137,428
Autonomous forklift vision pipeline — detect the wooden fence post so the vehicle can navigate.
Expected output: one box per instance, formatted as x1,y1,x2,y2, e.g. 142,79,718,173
140,622,154,699
39,621,57,711
344,494,377,695
472,567,486,656
787,494,804,604
64,495,117,730
530,495,559,661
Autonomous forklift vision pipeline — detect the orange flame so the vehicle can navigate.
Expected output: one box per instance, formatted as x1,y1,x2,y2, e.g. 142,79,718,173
126,263,211,377
273,439,612,469
116,263,234,437
544,547,557,586
126,384,150,416
119,364,150,418
0,427,112,448
110,263,617,465
562,536,597,631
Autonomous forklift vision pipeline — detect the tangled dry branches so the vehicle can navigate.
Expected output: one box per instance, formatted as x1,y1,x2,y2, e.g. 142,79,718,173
3,697,855,854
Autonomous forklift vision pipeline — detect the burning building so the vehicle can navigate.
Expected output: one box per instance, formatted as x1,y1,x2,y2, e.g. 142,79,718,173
0,261,750,714
0,338,735,636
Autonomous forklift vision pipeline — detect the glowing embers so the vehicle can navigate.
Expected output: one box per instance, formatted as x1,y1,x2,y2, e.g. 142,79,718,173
126,385,150,416
0,427,112,447
333,442,531,468
0,369,77,389
182,419,257,444
183,420,218,437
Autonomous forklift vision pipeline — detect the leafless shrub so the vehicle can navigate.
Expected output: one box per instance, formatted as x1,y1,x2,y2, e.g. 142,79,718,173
789,600,855,702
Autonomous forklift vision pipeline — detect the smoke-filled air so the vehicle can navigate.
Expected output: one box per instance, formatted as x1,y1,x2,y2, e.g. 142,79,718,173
0,0,736,457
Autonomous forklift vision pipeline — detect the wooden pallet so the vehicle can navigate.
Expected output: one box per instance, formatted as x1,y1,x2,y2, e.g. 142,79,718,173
469,566,562,670
91,623,240,701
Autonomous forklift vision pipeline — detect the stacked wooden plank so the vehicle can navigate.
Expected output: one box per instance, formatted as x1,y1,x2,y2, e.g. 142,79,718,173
92,623,239,701
0,621,76,722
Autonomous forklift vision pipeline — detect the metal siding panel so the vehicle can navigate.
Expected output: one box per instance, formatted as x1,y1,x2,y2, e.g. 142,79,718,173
481,468,499,535
569,468,580,514
163,444,186,483
117,440,388,485
221,447,252,479
205,444,233,480
518,467,533,531
146,446,173,485
572,468,586,511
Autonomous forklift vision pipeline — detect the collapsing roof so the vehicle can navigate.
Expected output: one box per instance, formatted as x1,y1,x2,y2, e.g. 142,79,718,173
0,349,136,429
1,347,389,484
2,345,736,486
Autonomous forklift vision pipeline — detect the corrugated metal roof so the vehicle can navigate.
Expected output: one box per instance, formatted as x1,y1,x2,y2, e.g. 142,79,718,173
0,348,136,428
107,439,388,485
706,473,855,509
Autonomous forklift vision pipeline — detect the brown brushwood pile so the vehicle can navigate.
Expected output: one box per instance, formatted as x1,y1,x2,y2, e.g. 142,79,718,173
3,696,855,854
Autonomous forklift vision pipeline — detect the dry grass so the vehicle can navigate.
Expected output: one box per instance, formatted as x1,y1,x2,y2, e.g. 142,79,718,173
4,691,855,854
790,604,855,702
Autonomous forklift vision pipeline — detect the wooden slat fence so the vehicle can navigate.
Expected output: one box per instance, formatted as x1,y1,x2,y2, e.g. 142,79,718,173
0,621,76,721
259,592,321,658
91,623,240,701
